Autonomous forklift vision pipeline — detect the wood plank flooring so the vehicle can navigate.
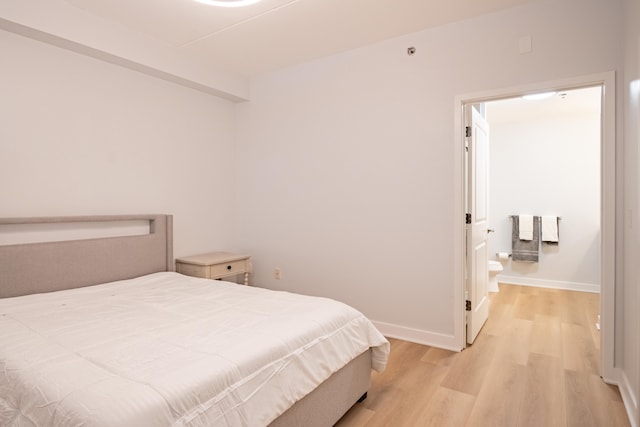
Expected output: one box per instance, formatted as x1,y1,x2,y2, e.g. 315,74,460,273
336,284,631,427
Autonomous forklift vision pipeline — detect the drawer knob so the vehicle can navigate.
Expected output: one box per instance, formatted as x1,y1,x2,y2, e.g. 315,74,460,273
227,265,232,270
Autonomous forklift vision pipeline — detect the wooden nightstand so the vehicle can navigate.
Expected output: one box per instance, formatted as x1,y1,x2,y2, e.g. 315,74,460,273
175,252,251,285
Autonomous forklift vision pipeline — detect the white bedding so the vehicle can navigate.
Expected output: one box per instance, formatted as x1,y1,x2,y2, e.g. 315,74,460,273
0,272,389,427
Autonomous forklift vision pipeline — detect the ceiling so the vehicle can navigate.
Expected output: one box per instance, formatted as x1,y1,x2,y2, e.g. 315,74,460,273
62,0,535,78
486,86,603,125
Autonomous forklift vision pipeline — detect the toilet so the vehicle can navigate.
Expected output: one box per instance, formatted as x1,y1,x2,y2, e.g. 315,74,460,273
488,260,503,293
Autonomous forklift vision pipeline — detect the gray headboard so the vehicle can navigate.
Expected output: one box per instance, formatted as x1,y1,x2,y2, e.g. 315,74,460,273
0,214,173,298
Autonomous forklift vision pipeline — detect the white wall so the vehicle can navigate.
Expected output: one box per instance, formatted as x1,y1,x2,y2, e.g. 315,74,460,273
622,0,640,423
487,104,601,292
235,0,623,347
0,29,238,258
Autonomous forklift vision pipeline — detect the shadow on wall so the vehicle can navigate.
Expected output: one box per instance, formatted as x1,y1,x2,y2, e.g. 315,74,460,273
572,233,600,285
541,242,560,256
511,259,539,275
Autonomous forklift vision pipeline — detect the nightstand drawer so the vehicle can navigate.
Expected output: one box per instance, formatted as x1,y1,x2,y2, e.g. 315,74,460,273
175,262,208,278
209,259,248,278
175,252,251,285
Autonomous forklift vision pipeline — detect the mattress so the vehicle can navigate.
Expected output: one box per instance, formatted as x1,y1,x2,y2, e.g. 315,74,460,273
0,272,389,427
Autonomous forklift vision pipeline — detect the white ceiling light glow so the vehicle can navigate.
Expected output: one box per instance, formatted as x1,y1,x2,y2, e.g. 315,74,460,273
522,91,557,101
194,0,263,6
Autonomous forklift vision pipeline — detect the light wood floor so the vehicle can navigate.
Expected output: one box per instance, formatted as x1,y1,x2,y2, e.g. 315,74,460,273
336,284,631,427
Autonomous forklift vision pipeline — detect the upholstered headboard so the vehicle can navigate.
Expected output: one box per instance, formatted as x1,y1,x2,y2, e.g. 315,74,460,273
0,214,173,298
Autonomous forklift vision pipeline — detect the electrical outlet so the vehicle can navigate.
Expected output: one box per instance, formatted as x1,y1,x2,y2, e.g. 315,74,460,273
274,268,282,280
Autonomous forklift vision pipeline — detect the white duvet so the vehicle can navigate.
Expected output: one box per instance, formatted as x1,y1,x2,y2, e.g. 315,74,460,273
0,272,389,427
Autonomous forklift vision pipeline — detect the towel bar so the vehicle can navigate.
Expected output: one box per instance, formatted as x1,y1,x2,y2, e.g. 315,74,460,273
508,215,562,220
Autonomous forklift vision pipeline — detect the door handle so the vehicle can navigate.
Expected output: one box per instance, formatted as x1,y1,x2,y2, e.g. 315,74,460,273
487,229,495,233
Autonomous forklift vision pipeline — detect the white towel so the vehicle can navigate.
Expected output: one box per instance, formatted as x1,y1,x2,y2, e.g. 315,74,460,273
542,215,559,242
519,214,534,240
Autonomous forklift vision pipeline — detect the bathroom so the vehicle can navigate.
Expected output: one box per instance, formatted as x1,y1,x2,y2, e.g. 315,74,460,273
484,86,602,295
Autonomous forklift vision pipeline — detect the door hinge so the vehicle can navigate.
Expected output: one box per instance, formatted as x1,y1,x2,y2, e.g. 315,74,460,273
465,126,472,138
465,213,471,224
466,300,472,311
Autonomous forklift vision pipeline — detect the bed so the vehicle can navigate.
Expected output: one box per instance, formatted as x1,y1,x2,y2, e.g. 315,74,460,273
0,214,389,427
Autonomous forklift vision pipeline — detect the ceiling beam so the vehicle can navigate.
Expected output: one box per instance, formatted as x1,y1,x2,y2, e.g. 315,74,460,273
0,0,250,102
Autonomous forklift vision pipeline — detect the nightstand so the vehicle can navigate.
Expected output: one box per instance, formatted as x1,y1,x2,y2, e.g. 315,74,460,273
175,252,251,285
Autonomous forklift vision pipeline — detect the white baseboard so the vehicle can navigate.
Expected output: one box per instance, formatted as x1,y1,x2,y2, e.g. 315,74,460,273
619,371,639,427
497,275,600,293
371,321,463,352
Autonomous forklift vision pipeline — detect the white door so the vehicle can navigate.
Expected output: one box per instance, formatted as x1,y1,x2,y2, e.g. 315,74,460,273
465,105,490,344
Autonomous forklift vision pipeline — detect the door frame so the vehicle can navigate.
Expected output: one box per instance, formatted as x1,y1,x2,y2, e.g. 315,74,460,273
453,71,617,383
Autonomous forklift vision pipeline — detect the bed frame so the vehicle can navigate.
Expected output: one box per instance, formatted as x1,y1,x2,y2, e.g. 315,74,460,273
0,214,369,426
0,214,173,298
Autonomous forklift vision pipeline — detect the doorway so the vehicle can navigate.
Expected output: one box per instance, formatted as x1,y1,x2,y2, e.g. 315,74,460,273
453,72,616,383
486,86,602,292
